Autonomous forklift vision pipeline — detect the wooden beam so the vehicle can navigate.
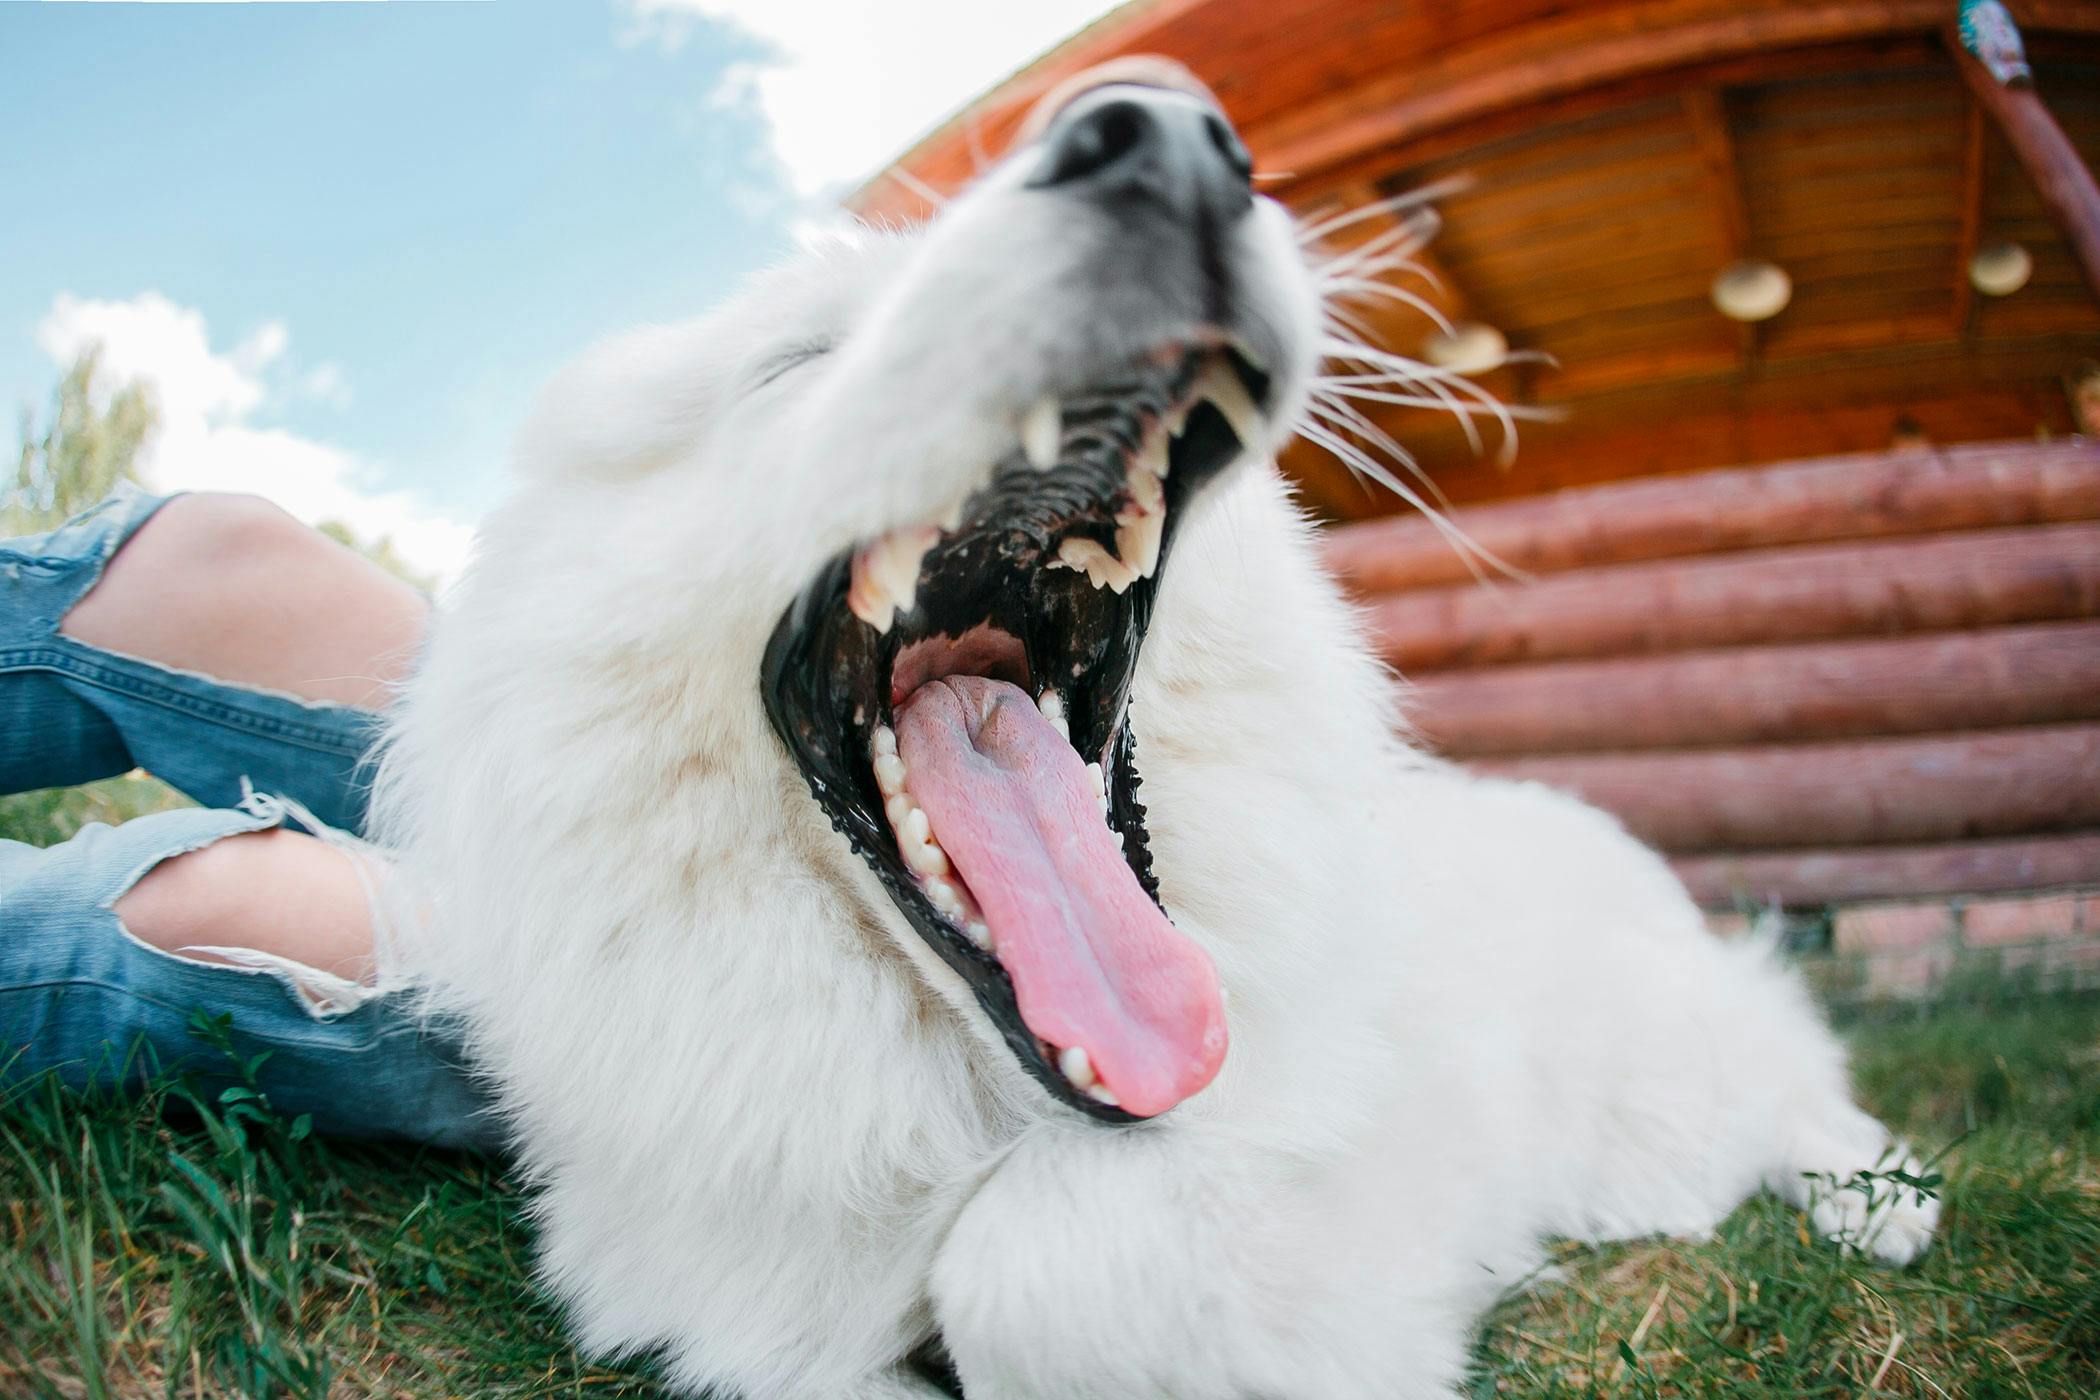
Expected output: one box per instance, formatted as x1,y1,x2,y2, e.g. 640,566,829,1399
1321,438,2100,591
1361,520,2100,671
1469,722,2100,853
1673,830,2100,908
1949,23,2100,304
1682,86,1760,368
1407,620,2100,756
1952,96,1988,338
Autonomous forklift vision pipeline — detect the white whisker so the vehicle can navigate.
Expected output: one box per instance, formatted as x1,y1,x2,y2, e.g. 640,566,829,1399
885,164,949,210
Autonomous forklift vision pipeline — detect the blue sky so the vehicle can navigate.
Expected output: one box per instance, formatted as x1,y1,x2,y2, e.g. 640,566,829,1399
1,0,1109,576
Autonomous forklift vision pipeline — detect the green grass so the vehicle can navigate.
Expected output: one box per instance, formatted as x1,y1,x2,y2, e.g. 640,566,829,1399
3,996,2095,1398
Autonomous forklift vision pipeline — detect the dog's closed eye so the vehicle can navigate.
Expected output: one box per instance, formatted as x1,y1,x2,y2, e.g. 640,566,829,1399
752,341,832,391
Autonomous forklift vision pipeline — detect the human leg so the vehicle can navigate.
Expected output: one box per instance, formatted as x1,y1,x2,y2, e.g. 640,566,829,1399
1,486,421,830
0,805,496,1150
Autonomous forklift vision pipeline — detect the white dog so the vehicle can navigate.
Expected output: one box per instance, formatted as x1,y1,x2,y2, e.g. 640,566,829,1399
374,61,1938,1400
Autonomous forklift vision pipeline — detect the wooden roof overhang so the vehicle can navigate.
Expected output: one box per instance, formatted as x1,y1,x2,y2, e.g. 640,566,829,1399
850,0,2100,521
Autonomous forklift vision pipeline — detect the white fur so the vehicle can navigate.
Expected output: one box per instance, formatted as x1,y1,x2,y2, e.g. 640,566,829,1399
374,134,1935,1399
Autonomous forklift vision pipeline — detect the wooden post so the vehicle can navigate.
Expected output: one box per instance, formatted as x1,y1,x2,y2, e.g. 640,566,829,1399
1949,23,2100,305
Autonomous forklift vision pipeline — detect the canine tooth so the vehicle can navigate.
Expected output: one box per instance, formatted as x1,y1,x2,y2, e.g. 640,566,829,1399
1058,1045,1097,1090
1055,537,1139,594
937,498,964,531
965,920,993,951
846,584,897,634
1229,335,1270,373
873,753,908,797
1086,761,1106,798
1134,431,1170,485
1116,507,1164,579
847,525,938,633
871,726,898,757
884,793,916,827
1085,1083,1122,1107
1020,396,1061,470
1126,454,1167,513
872,526,937,607
1163,399,1193,441
1196,357,1265,451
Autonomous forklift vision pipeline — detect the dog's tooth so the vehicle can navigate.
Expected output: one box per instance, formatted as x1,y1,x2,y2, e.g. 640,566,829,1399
1086,761,1106,798
846,567,898,633
965,919,993,951
871,525,938,615
884,793,916,828
1126,453,1167,512
1036,688,1070,742
873,753,908,797
1085,1083,1122,1107
1229,335,1270,373
1054,537,1139,594
905,839,950,879
1116,507,1164,579
1163,397,1193,441
871,725,898,757
1134,430,1171,486
1196,357,1264,450
902,807,931,846
925,876,965,918
1058,1045,1097,1091
1020,396,1061,470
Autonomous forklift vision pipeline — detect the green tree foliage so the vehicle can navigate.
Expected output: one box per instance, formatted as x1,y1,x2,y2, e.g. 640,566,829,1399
4,347,156,536
3,351,190,845
316,518,436,594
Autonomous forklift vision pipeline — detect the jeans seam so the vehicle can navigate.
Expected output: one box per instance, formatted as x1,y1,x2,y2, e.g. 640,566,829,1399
0,648,372,755
0,981,417,1053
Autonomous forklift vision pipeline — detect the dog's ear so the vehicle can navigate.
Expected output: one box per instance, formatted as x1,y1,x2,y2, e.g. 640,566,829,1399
513,322,730,484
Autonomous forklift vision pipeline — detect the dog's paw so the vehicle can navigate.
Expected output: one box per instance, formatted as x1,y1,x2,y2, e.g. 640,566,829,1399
1803,1154,1943,1266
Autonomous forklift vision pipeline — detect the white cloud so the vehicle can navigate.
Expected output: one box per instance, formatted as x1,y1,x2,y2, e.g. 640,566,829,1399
36,293,473,585
622,0,1117,196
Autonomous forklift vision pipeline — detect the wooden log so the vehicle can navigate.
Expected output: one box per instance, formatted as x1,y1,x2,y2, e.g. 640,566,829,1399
1952,25,2100,304
1409,620,2100,756
1366,520,2100,672
1320,439,2100,593
1471,723,2100,853
1672,830,2100,909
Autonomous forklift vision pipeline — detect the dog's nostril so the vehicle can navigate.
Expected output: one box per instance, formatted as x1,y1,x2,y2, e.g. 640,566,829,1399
1029,85,1255,223
1038,99,1149,188
1205,113,1253,185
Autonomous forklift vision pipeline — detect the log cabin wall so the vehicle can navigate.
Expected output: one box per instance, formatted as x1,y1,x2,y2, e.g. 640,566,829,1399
1322,439,2100,909
855,1,2100,923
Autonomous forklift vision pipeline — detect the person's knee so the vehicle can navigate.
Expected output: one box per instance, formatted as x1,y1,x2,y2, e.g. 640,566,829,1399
99,492,308,585
115,828,377,984
61,492,429,709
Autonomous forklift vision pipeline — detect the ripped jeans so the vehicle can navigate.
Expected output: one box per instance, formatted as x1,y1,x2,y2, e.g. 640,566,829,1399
1,486,497,1150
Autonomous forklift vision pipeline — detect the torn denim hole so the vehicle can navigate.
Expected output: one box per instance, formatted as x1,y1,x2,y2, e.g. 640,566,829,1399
109,779,398,1021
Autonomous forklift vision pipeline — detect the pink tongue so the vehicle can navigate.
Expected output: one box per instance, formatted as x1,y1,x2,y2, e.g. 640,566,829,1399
895,676,1227,1116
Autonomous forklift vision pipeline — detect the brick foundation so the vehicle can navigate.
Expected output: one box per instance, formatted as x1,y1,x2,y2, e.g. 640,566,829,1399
1706,887,2100,1001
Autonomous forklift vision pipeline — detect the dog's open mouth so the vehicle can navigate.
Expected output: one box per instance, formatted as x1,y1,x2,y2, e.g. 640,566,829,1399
762,342,1270,1122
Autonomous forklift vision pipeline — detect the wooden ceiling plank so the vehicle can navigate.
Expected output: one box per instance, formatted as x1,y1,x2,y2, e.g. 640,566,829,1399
1260,1,1960,196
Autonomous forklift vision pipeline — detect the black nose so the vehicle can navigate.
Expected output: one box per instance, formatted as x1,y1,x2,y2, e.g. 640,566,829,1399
1027,84,1253,226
